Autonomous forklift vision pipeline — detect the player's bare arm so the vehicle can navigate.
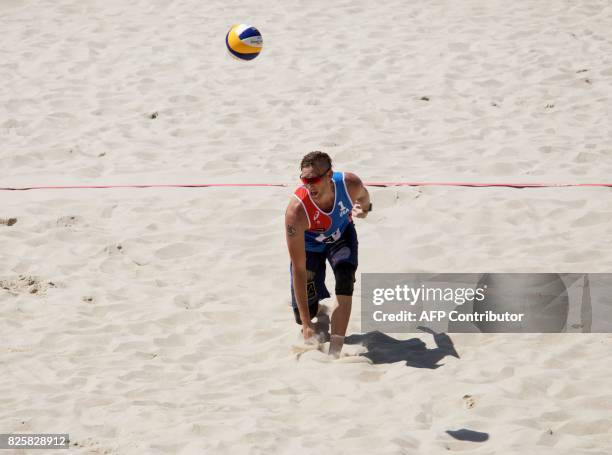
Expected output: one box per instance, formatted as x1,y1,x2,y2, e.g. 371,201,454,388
344,172,371,218
285,199,316,341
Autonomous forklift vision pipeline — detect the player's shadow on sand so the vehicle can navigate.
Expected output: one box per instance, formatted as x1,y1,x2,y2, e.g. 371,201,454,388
446,429,489,442
313,310,331,342
344,326,459,368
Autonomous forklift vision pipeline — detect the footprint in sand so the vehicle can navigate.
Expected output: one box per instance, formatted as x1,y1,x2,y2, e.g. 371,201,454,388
292,343,372,363
56,215,81,227
463,394,476,409
291,343,323,360
0,275,56,295
0,217,17,226
334,355,372,364
104,244,124,256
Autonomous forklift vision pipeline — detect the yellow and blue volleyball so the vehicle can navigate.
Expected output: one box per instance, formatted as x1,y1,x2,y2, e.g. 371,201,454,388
225,24,263,61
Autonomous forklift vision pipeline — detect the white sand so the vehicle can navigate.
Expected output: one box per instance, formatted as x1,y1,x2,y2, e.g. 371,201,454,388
2,0,612,453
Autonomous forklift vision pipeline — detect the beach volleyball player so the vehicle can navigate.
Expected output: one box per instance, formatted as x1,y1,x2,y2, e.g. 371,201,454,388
285,151,371,357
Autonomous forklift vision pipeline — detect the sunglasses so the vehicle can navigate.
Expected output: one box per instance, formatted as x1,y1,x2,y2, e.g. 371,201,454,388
300,166,331,185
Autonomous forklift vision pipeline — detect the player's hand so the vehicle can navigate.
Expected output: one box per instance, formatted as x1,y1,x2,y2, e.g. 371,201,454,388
352,203,369,219
303,324,317,343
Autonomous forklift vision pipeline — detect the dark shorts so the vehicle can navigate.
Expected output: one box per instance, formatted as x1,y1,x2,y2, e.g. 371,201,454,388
290,223,358,324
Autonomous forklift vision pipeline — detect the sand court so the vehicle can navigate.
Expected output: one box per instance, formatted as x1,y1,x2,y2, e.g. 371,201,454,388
2,0,612,453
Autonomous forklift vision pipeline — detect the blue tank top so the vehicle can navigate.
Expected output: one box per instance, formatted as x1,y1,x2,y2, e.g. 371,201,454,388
293,171,354,252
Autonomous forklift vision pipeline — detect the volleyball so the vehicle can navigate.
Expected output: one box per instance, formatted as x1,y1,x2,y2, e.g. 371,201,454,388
225,24,263,61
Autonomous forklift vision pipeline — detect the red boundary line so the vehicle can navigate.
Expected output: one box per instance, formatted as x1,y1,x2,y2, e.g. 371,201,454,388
1,182,612,191
0,183,287,191
366,182,612,188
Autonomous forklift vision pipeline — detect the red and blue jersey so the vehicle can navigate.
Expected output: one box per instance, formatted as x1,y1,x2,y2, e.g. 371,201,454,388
293,171,354,252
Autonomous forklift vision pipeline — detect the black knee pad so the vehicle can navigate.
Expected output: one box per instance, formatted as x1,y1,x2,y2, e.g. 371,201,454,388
334,263,356,296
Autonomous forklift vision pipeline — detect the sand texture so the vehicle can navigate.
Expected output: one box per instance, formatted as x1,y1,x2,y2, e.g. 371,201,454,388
2,0,612,453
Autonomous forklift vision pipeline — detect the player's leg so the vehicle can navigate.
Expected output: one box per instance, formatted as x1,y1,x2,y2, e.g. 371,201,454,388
330,265,355,335
289,251,330,325
327,223,358,355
